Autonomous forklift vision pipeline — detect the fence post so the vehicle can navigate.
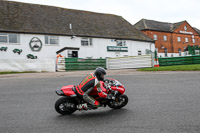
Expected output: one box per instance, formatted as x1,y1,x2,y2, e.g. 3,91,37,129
151,52,154,67
106,57,109,70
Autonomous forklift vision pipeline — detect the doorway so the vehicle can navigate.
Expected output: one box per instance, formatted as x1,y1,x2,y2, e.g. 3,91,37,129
72,51,78,57
68,51,78,58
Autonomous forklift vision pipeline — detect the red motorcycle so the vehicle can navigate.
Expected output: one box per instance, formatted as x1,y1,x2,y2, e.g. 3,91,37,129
55,78,128,115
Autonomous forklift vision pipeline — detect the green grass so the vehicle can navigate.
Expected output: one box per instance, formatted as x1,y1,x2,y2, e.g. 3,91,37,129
0,71,37,75
138,64,200,71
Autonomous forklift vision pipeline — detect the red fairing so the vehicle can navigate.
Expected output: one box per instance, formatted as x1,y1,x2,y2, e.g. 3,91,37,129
111,86,125,95
61,85,76,96
106,78,125,94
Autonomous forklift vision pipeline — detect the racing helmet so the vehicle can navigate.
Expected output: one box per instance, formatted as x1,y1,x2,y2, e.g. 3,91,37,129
94,67,106,81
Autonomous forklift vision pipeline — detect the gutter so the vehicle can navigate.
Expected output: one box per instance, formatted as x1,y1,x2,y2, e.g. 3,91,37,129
0,30,154,43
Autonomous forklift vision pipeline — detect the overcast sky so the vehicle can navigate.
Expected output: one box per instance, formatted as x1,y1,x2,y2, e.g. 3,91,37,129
8,0,200,29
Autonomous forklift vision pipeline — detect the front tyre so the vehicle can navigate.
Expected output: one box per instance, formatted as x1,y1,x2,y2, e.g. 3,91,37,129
55,97,77,115
108,94,128,109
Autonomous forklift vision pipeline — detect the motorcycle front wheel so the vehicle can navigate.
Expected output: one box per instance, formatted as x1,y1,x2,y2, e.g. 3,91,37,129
55,97,77,115
108,94,128,109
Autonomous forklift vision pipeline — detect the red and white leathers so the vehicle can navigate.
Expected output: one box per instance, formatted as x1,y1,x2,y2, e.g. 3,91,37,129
75,73,108,107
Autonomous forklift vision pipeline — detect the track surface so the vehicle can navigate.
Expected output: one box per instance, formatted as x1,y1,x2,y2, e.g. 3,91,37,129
0,70,200,133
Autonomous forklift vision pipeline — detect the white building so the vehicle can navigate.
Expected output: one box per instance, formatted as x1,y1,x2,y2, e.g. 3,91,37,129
0,1,154,72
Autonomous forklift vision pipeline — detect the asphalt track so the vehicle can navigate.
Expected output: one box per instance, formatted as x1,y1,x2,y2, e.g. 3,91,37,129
0,70,200,133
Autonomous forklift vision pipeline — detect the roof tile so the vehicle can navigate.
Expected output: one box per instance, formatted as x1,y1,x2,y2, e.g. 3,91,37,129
0,1,153,42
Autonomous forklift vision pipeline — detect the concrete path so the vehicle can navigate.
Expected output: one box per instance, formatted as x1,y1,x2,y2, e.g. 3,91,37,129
0,69,194,79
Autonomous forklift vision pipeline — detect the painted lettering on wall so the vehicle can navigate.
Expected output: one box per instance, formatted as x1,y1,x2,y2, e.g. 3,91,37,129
179,31,193,34
107,46,128,52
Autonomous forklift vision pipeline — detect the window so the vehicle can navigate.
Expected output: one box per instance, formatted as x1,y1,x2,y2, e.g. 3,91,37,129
68,51,72,57
0,33,7,43
163,35,167,41
153,34,157,40
185,37,189,43
116,40,126,46
192,38,195,43
81,38,93,46
184,26,187,31
177,37,181,42
0,33,20,44
45,35,59,45
138,50,142,55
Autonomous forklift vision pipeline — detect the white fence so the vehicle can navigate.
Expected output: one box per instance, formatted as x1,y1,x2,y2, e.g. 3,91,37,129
107,55,153,69
57,57,65,71
0,59,56,72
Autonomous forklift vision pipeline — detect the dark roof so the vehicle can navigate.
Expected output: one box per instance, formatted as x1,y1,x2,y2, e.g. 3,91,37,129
56,47,80,54
134,19,185,32
0,1,153,42
193,27,200,35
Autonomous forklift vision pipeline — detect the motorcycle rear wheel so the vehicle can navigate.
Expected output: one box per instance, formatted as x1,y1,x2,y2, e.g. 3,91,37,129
108,94,128,109
55,97,77,115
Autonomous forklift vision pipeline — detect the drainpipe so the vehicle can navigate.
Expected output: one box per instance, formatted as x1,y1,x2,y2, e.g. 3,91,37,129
171,32,174,53
149,42,154,67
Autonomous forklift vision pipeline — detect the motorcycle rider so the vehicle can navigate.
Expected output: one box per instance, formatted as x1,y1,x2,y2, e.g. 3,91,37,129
75,67,112,110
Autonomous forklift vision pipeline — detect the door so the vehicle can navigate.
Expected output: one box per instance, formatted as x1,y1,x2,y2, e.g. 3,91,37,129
72,51,78,57
164,48,168,57
178,48,181,56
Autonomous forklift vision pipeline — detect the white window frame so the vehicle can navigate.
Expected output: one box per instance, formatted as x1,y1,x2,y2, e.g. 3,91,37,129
68,51,72,57
192,38,195,43
177,37,181,42
184,26,187,31
81,38,93,46
185,37,189,43
0,33,20,44
153,34,157,40
163,35,167,41
45,35,59,45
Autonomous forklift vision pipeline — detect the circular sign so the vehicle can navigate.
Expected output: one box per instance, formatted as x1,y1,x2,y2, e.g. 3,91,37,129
29,37,43,51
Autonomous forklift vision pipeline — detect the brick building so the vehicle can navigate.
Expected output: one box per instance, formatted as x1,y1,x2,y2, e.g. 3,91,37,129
134,19,200,57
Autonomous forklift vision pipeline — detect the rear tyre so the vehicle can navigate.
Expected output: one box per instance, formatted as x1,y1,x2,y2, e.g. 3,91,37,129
108,94,128,109
55,97,77,115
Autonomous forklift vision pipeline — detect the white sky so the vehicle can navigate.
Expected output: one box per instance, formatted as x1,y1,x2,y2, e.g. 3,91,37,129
8,0,200,29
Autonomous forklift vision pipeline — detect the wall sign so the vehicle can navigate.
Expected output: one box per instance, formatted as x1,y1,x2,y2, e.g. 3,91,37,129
29,37,42,51
179,31,193,34
107,46,128,52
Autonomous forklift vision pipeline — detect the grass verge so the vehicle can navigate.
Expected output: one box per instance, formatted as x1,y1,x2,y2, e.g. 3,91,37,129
0,71,37,75
138,64,200,71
